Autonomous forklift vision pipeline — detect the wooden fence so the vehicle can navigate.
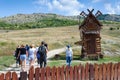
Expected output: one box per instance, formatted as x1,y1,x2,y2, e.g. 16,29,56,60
0,62,120,80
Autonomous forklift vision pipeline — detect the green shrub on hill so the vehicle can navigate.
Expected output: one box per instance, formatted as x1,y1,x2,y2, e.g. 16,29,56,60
0,18,78,30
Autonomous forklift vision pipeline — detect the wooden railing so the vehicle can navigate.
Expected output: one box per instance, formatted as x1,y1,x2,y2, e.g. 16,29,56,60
0,62,120,80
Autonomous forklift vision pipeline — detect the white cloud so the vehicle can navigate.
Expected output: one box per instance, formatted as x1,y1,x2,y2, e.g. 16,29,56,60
34,0,85,15
104,3,115,14
105,2,120,14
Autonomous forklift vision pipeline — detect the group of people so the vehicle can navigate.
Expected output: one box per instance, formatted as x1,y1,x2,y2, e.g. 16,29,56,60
14,41,73,71
14,41,48,71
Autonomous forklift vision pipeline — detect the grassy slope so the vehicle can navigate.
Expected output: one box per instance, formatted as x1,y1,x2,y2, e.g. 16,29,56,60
0,23,120,69
0,25,80,56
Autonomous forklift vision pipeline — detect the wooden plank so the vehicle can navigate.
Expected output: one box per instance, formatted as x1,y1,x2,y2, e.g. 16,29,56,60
70,66,73,80
35,67,40,80
94,63,99,80
111,63,115,80
77,64,81,80
106,63,111,80
118,62,120,80
40,68,46,80
29,66,34,80
51,66,56,80
5,71,11,80
0,73,4,80
85,63,89,80
20,72,27,80
61,66,65,80
65,66,70,80
89,64,94,80
98,64,102,80
73,66,77,80
56,67,61,80
81,65,85,80
114,63,118,80
46,67,51,80
12,72,18,80
102,63,107,80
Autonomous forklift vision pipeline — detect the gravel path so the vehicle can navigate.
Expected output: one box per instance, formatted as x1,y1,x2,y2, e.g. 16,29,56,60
0,47,67,76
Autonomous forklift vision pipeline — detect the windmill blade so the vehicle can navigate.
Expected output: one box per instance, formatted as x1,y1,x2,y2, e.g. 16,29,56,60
80,11,87,17
87,9,94,13
95,10,102,17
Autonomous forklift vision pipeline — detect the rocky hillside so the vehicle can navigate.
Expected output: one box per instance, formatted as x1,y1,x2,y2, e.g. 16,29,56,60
0,13,120,24
0,13,78,24
97,14,120,22
0,13,120,30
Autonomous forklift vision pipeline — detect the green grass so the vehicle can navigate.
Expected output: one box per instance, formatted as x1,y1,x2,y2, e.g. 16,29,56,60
47,56,120,67
0,56,15,70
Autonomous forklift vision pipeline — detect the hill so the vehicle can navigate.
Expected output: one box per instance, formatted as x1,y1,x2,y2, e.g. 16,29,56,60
0,13,120,30
97,14,120,22
0,13,78,30
0,13,78,24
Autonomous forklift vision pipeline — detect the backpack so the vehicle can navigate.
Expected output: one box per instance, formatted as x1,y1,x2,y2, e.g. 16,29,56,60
36,50,40,59
38,45,46,57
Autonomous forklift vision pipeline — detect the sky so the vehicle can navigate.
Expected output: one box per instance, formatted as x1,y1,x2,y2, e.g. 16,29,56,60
0,0,120,17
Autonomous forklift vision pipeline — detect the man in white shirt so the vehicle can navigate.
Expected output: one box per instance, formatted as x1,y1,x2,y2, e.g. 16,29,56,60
66,45,73,66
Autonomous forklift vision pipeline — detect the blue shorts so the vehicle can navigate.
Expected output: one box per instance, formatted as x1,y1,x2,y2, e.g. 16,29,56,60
20,54,26,61
29,55,34,61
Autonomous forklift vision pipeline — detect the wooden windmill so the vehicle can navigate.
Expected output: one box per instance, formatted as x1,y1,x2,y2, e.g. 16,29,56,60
76,9,103,59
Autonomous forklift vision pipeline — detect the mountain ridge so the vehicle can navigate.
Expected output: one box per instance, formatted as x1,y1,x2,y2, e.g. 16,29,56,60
0,13,120,24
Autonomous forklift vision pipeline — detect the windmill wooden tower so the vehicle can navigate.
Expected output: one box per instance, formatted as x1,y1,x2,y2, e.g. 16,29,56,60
78,9,103,59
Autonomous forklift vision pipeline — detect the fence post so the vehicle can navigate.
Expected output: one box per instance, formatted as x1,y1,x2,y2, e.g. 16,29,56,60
85,63,89,80
29,66,34,80
40,68,46,80
73,65,78,80
5,71,11,80
77,64,81,80
118,62,120,80
110,63,115,80
61,66,65,80
51,66,57,80
35,67,40,80
0,73,4,80
98,64,102,80
106,63,111,80
94,63,99,80
46,66,51,80
103,63,107,80
66,66,70,80
89,64,94,80
20,72,27,80
12,72,18,80
56,67,61,80
114,63,118,80
81,65,85,80
70,66,73,80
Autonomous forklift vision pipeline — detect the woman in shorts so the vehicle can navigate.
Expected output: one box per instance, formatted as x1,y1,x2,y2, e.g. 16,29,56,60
28,44,36,67
18,44,28,71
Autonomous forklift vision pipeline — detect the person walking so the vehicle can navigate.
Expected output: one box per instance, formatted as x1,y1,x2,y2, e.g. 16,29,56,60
18,44,28,71
38,41,48,68
36,45,40,65
28,44,36,67
15,45,21,67
66,45,73,66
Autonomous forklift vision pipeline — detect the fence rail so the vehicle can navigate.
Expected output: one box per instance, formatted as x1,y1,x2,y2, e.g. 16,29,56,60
0,62,120,80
